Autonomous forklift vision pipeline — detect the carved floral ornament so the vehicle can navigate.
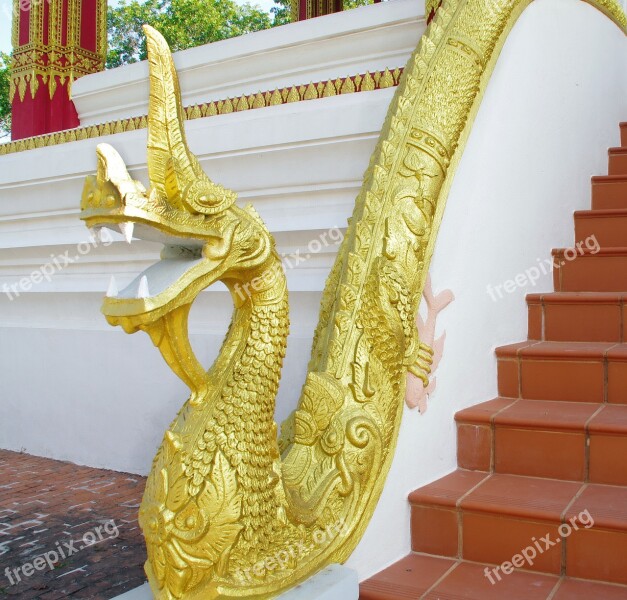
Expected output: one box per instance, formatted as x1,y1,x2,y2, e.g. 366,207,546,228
78,1,625,598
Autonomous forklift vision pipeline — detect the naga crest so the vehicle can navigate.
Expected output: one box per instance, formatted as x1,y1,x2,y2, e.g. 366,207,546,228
80,1,625,598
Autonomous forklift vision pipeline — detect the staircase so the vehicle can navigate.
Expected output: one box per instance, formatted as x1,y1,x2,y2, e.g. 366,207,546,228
360,122,627,599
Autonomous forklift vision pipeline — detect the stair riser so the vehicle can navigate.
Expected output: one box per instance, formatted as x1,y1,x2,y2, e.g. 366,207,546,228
458,422,627,485
527,301,624,342
497,356,627,403
609,152,627,175
622,123,627,147
592,180,627,210
554,255,627,292
567,529,627,585
575,214,627,248
411,505,627,584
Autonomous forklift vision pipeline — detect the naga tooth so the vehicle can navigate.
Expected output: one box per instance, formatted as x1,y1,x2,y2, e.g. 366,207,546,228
119,222,134,244
137,275,150,299
106,276,118,298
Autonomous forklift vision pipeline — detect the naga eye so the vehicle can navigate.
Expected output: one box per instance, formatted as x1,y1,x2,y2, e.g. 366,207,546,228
199,195,208,203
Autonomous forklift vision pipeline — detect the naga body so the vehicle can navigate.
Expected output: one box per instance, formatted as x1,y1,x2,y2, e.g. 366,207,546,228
80,1,625,598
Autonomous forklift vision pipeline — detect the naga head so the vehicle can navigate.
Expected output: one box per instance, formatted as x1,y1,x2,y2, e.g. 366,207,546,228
80,26,280,337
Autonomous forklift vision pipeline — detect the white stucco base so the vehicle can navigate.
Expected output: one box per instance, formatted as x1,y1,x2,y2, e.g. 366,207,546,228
111,565,358,600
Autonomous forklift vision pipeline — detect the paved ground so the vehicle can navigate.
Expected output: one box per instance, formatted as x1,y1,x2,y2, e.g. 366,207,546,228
0,450,147,599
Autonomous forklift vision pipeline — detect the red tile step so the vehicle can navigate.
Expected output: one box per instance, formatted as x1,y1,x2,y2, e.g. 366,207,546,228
456,398,627,484
592,175,627,210
553,247,627,292
407,470,627,584
359,553,627,599
496,341,627,404
575,208,627,248
609,147,627,175
527,293,625,343
621,121,627,147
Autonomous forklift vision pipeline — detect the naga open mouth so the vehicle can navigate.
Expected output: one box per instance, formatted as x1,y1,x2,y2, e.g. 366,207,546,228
80,144,241,331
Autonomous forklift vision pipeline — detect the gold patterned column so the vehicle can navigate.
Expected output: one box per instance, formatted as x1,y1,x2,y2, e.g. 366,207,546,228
10,0,107,140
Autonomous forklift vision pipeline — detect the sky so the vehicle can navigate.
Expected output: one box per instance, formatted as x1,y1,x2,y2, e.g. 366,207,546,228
0,0,276,54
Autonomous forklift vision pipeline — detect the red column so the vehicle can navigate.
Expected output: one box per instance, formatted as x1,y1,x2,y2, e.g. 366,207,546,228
10,0,107,140
294,0,343,21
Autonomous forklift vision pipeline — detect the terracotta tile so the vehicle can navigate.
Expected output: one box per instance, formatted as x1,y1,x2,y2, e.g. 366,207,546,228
608,345,627,404
553,578,627,599
623,303,627,344
521,359,604,403
495,341,538,357
411,505,458,557
557,251,627,292
409,470,489,508
575,208,627,248
621,122,627,147
566,528,627,584
461,474,581,522
494,399,601,431
609,147,627,176
527,301,543,341
461,512,563,574
588,405,627,485
495,428,585,481
455,398,517,425
588,404,627,434
457,424,492,472
590,434,627,485
359,554,456,600
592,176,627,210
518,341,614,359
544,302,621,342
498,360,519,398
566,484,627,531
423,561,558,600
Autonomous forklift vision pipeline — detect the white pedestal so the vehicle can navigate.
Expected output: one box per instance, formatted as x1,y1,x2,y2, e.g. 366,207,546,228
112,564,359,599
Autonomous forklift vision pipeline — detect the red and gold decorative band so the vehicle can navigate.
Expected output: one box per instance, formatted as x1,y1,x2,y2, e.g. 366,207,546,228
0,67,403,156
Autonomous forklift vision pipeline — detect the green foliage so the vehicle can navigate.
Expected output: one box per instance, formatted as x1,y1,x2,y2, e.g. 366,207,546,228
343,0,376,9
0,52,10,139
107,0,275,68
270,0,291,26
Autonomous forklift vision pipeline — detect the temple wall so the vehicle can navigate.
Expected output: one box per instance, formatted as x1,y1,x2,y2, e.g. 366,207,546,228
0,0,625,581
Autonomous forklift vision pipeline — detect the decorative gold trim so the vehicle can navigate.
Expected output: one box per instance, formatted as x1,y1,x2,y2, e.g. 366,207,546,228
10,0,107,103
0,68,403,155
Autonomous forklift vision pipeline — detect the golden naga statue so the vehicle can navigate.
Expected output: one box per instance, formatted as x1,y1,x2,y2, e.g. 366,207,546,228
80,1,625,598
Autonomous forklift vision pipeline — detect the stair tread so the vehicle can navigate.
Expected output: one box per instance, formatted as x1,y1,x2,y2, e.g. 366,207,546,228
588,404,627,434
592,174,627,183
455,397,517,424
575,206,627,217
457,398,603,431
609,146,627,154
460,473,580,521
410,471,627,529
496,340,623,359
567,484,627,531
527,291,625,304
408,469,489,508
360,554,627,600
553,246,627,256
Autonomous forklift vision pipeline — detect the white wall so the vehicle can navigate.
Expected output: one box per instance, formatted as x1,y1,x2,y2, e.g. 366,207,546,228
347,0,627,579
0,0,625,583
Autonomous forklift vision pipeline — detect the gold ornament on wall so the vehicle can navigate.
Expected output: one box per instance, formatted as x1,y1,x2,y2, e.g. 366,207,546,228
80,1,625,598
